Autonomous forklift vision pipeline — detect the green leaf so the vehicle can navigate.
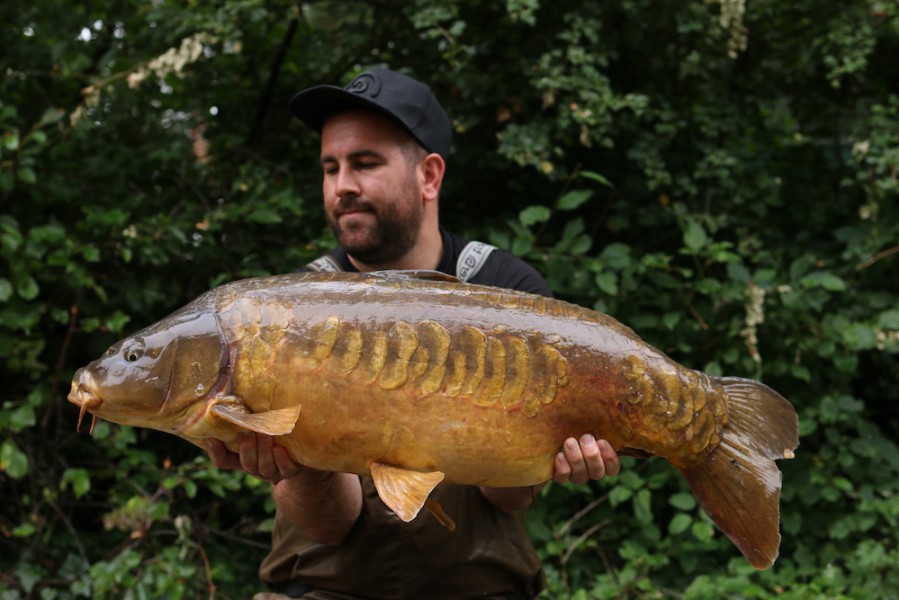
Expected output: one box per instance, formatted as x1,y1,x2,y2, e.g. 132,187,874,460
37,107,66,127
683,219,707,251
609,485,633,506
3,131,19,151
12,522,37,538
0,278,12,302
62,468,92,499
557,189,592,211
877,309,899,329
831,476,853,493
570,234,591,255
580,170,613,187
691,519,715,541
800,272,847,292
662,312,681,330
0,172,12,193
633,488,653,523
669,492,697,511
594,271,618,295
7,403,36,431
599,243,632,270
1,438,29,479
519,205,551,227
842,323,877,350
726,262,750,283
669,513,692,535
17,167,37,184
15,273,39,300
249,207,282,225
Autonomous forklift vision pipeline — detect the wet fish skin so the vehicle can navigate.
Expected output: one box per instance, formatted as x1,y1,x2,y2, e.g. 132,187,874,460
68,270,798,569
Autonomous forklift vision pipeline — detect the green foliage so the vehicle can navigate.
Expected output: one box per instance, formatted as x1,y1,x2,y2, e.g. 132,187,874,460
2,0,897,598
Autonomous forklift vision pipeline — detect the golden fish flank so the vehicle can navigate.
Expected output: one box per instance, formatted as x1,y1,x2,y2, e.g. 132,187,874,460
622,353,726,462
286,316,569,414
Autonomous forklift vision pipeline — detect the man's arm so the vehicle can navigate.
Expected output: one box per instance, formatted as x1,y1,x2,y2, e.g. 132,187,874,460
479,434,620,511
206,435,362,545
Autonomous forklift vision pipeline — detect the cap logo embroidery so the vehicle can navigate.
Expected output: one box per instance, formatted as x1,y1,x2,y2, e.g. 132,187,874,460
346,73,381,98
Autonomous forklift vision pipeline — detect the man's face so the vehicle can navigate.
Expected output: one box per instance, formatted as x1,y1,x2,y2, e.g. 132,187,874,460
320,110,425,265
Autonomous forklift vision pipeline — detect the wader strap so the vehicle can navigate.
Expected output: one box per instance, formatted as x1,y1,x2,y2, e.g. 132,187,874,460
304,255,343,273
456,241,497,282
305,241,495,281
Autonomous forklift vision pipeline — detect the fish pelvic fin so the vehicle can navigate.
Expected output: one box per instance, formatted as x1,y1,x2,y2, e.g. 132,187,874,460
679,376,798,570
209,401,302,436
370,462,446,524
425,497,457,531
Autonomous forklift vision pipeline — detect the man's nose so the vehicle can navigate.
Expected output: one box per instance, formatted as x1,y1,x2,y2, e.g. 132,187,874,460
334,167,360,198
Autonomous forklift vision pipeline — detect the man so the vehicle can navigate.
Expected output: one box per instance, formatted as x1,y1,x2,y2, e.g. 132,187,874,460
207,68,620,599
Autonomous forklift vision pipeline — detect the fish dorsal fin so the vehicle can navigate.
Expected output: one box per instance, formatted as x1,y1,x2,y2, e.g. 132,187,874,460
370,462,445,523
376,270,462,284
210,401,301,436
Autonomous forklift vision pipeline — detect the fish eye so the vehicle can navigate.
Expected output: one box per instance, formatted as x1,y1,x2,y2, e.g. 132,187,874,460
124,348,142,363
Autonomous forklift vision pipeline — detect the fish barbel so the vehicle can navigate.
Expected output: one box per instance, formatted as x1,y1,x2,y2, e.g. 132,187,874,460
68,270,798,569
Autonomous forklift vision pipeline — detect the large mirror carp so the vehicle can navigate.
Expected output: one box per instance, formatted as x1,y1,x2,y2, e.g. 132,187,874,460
69,270,798,569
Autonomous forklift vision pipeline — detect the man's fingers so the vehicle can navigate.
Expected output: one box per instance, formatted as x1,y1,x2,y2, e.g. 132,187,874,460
206,438,241,471
273,444,303,479
598,439,621,477
552,435,619,484
580,434,606,481
206,435,295,483
553,450,572,483
562,436,589,484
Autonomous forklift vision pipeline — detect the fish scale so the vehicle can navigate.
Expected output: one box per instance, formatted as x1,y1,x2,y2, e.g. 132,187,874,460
68,270,798,570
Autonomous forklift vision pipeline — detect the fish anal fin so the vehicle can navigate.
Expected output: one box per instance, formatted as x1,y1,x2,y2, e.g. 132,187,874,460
370,462,445,523
680,376,799,570
210,401,301,436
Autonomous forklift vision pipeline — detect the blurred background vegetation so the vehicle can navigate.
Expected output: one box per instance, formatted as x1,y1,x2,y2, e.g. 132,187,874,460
1,0,897,598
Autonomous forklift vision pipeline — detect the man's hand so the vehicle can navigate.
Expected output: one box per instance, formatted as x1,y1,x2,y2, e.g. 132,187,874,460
206,433,362,544
482,434,620,511
206,433,306,484
553,434,620,484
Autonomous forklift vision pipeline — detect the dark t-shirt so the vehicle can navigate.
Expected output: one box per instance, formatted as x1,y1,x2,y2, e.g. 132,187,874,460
259,229,551,599
305,227,553,298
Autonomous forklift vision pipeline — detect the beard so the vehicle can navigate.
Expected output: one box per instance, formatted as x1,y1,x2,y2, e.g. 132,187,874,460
326,183,424,266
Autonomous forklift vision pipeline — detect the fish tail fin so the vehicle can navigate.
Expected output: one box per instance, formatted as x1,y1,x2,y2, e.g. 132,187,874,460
678,376,798,569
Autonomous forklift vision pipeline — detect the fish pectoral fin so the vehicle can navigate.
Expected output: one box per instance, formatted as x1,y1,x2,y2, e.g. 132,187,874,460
370,462,445,523
209,402,301,436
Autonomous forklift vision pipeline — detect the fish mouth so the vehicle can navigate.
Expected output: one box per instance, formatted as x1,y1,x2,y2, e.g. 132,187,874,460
67,370,103,434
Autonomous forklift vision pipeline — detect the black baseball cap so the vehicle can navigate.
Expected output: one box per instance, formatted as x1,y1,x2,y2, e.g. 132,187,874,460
288,68,452,160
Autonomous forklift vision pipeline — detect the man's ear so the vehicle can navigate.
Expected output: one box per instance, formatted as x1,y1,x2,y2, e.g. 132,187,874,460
418,153,445,203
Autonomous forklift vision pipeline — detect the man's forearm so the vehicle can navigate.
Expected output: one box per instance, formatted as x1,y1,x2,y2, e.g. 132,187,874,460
273,469,363,545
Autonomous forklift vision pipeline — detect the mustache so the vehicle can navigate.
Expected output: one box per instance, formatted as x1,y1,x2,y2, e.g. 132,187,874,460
333,197,375,215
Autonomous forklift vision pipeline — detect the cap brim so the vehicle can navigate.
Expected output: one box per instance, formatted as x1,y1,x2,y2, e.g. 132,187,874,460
288,85,400,133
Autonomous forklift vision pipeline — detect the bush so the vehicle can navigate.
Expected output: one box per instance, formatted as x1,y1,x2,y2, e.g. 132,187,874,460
2,1,897,597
